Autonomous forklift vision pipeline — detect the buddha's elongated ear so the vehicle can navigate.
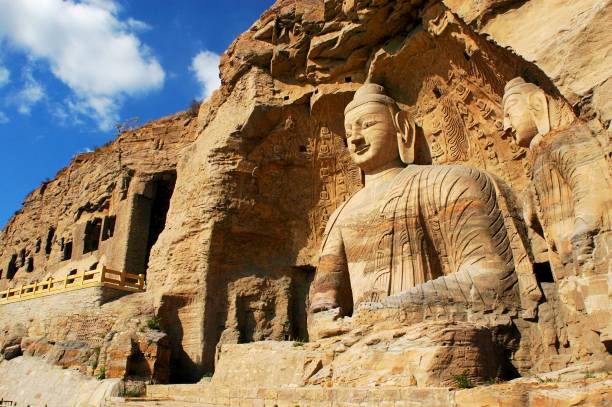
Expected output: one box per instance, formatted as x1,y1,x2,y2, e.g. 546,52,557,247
528,90,550,135
393,110,416,164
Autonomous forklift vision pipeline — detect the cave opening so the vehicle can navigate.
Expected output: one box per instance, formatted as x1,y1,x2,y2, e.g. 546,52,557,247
83,218,102,254
145,174,176,273
6,254,17,280
101,216,116,241
534,261,554,284
61,239,73,261
292,265,315,342
45,227,55,255
124,172,176,278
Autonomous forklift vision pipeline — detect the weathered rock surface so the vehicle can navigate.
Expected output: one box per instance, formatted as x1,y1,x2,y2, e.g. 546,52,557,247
215,321,502,389
138,374,612,407
0,0,610,404
0,355,122,407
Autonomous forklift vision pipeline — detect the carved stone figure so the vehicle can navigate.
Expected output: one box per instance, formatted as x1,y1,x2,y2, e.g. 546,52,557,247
310,84,519,318
503,77,612,278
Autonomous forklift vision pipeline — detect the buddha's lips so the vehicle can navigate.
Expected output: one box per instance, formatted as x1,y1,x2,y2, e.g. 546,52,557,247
354,144,370,154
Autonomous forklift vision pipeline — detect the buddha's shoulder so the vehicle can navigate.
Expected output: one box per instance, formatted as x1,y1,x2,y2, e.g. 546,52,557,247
396,164,488,182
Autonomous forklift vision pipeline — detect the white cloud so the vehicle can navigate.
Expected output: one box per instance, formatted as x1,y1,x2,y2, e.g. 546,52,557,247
126,18,152,33
14,66,45,115
190,50,221,100
0,0,164,130
0,66,9,87
0,111,9,124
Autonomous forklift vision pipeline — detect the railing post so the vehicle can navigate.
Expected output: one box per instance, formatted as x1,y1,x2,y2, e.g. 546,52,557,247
48,277,53,292
120,270,125,286
63,274,68,288
138,274,144,290
100,266,106,284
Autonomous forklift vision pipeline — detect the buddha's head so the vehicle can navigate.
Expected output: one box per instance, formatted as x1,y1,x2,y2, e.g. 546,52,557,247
503,77,551,147
344,84,415,173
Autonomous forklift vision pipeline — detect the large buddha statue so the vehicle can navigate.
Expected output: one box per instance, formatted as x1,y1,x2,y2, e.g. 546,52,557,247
310,84,520,319
503,77,612,277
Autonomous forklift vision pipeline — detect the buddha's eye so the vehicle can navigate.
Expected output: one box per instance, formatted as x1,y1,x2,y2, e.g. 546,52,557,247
362,120,378,129
345,130,352,138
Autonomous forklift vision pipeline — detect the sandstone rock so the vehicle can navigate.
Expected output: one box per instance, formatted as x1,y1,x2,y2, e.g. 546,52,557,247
3,344,21,360
212,321,502,389
0,0,610,398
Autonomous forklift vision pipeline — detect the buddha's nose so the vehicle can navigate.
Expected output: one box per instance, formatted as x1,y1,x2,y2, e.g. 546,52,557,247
351,128,364,142
351,133,364,145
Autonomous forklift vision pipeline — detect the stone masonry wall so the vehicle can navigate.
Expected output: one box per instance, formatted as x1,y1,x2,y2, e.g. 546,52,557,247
0,286,127,330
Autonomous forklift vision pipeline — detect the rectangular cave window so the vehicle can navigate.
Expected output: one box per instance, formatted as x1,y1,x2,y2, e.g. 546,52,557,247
534,261,555,283
26,257,33,273
6,254,17,280
83,218,102,254
101,216,116,241
61,239,73,261
45,227,55,255
35,238,41,253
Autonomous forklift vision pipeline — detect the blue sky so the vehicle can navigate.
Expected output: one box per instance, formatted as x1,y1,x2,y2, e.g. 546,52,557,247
0,0,275,228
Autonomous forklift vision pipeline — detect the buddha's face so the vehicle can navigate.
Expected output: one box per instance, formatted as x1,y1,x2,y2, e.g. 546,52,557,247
503,92,539,147
344,102,400,173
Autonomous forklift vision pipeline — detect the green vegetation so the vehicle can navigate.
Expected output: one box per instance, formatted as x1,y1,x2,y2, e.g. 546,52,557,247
146,315,163,331
453,374,474,389
96,367,106,380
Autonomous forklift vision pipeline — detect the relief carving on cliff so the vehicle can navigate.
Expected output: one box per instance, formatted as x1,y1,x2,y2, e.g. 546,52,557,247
503,77,612,345
503,77,612,275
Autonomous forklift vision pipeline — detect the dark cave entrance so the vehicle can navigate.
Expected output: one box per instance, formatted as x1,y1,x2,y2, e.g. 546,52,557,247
83,218,102,254
124,172,176,278
6,254,17,280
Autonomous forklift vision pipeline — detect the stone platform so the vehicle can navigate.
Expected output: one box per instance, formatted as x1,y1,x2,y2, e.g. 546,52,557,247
104,376,612,407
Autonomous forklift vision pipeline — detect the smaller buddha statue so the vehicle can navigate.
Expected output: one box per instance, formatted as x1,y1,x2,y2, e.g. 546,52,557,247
503,77,612,278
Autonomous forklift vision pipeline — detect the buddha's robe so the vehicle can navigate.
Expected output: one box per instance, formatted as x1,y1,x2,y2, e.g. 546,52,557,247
529,121,612,277
313,165,520,314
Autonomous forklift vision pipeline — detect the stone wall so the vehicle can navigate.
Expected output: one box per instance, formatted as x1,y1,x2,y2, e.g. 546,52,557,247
145,378,612,407
0,286,127,329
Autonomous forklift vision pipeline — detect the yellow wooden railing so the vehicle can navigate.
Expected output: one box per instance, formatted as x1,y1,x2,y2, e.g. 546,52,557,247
0,267,145,305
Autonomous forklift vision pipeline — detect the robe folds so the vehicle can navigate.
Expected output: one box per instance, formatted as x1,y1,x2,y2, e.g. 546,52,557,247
529,121,612,278
313,164,527,315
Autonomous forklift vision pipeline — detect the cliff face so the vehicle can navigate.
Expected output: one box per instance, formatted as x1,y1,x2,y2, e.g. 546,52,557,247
0,0,610,387
0,112,197,291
